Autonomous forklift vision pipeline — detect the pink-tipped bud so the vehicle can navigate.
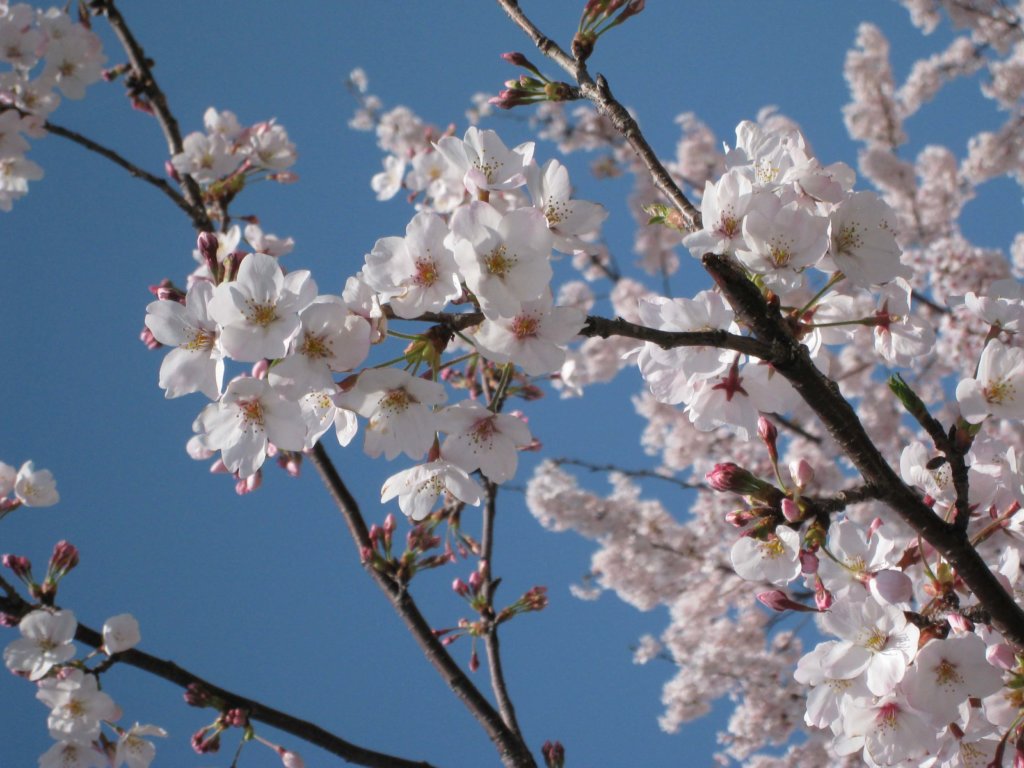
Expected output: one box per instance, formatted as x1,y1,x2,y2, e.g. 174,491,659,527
468,570,484,594
987,641,1016,671
235,472,261,496
501,52,531,68
541,740,565,768
452,578,470,597
3,554,32,580
251,359,270,380
788,458,814,490
368,524,382,545
814,577,833,611
165,159,180,182
799,550,819,575
278,748,304,768
278,453,301,478
197,232,219,275
383,513,396,535
359,546,373,564
48,540,79,578
139,326,161,350
946,613,973,633
781,498,801,522
184,683,213,708
704,463,777,500
468,650,480,672
757,590,818,613
757,416,778,462
725,510,755,527
191,729,220,754
223,708,248,728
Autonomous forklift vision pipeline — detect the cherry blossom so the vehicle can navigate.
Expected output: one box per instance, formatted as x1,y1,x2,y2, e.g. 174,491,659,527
334,368,446,461
145,281,224,400
956,338,1024,423
207,252,316,362
14,459,59,506
363,211,462,319
3,609,76,680
434,126,533,196
192,377,305,477
438,401,532,483
381,460,482,521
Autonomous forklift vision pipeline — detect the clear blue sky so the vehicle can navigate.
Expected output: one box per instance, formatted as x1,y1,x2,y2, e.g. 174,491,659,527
2,3,1016,767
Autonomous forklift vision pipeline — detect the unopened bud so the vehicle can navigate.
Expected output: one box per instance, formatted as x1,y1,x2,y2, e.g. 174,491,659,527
813,577,833,611
139,326,161,350
781,498,802,522
468,650,480,672
757,416,778,463
3,554,33,582
541,740,565,768
197,232,219,275
757,590,818,613
788,458,814,490
452,578,470,597
799,550,819,575
278,748,304,768
184,683,213,708
165,159,180,182
705,463,775,500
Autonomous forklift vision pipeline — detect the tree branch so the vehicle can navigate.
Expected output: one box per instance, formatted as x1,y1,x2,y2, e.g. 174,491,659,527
91,0,212,232
309,445,537,768
494,0,702,232
480,480,523,737
0,589,435,768
702,252,1024,647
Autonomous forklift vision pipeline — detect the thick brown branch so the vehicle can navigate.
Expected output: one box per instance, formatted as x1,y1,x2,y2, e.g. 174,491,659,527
702,252,1024,647
0,589,433,768
495,0,702,232
309,445,537,768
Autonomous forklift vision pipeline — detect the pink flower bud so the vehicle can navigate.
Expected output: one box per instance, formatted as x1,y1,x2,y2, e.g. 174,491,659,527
251,359,270,380
799,550,819,574
452,578,469,597
987,641,1016,670
139,326,161,350
3,554,32,580
781,498,801,522
788,458,814,489
280,749,304,768
705,463,768,495
468,570,484,594
48,540,79,576
184,683,212,708
757,590,818,613
757,416,778,462
191,729,220,754
165,159,180,182
223,708,248,728
541,740,565,768
814,577,833,611
468,650,480,672
197,232,219,274
946,613,972,633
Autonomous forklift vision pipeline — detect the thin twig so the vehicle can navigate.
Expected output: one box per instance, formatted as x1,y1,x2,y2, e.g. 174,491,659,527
42,117,198,220
309,445,537,768
551,458,700,491
92,0,212,231
0,589,435,768
480,480,523,737
495,0,702,232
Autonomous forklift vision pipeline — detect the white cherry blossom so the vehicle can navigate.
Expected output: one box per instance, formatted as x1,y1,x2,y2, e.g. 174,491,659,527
208,252,317,362
381,460,483,521
3,609,76,680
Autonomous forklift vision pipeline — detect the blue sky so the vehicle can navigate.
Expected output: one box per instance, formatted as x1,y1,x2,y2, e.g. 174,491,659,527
2,3,1018,767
